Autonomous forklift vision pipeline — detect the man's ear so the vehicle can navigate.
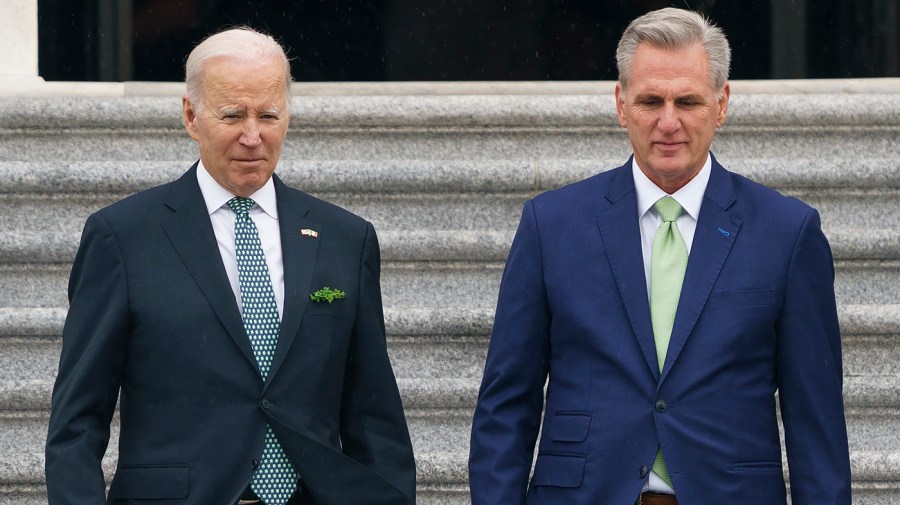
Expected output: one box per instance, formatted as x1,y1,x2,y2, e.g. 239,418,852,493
182,96,200,141
614,83,627,128
716,82,730,127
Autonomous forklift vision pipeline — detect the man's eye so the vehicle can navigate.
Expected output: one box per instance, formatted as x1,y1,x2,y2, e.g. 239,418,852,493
639,99,661,107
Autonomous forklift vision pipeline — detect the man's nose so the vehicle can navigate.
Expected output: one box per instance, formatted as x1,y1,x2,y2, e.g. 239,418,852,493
657,103,680,132
239,119,262,147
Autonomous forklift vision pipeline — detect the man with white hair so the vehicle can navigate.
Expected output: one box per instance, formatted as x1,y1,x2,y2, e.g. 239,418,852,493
46,28,416,505
469,8,851,505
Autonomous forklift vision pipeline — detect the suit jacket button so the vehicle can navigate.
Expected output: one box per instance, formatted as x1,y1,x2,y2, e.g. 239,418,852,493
639,465,649,478
655,400,667,412
261,398,272,409
252,459,260,470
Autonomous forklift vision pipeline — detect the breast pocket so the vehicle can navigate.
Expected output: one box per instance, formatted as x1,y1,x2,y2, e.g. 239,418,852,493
709,289,777,310
304,301,355,317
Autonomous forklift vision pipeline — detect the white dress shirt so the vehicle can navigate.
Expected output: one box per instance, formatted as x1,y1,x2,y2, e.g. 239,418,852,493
196,161,285,320
634,155,711,297
632,153,712,494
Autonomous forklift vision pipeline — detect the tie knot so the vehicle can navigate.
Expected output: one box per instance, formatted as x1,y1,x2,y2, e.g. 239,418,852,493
227,197,255,216
654,196,683,222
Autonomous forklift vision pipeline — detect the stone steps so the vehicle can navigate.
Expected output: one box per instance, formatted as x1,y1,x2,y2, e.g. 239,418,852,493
1,304,897,420
0,302,898,500
0,87,897,503
0,258,896,308
1,157,897,266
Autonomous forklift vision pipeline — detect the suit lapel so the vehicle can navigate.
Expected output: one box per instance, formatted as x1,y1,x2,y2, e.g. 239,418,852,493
160,164,257,368
597,164,660,379
266,176,320,384
660,158,741,382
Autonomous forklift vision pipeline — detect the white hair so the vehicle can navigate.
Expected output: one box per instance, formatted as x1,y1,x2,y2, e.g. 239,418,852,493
184,27,292,112
616,8,731,95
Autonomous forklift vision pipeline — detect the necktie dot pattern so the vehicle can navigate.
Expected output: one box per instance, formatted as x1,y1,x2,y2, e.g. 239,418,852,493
649,195,688,489
228,197,297,505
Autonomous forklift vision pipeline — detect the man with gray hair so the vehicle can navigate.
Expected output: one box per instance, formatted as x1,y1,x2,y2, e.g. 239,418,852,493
469,8,850,504
46,27,416,505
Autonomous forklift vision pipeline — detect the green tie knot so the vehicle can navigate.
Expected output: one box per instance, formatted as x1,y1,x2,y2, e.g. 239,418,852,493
227,196,255,217
654,196,683,223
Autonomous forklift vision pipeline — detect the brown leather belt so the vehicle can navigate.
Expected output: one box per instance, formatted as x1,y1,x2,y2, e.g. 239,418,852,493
637,492,678,505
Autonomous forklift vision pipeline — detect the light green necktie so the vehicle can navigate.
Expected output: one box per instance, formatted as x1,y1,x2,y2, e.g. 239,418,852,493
649,195,688,488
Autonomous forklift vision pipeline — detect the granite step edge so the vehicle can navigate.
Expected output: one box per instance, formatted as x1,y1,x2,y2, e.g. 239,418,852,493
1,93,898,128
1,226,898,263
0,449,899,491
1,158,897,194
3,304,898,340
1,375,897,415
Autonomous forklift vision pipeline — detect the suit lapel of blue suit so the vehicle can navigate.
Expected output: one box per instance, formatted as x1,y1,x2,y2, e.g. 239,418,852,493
160,163,257,368
659,158,742,382
267,175,320,384
597,163,660,380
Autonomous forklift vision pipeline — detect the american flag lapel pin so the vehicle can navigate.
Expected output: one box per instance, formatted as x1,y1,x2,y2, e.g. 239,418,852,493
300,228,319,238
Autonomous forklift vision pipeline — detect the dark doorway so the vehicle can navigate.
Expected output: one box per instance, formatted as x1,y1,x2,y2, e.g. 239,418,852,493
38,0,899,82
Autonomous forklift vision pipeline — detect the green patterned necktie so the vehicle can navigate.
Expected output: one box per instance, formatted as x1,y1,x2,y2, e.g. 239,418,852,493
649,195,688,488
228,197,297,505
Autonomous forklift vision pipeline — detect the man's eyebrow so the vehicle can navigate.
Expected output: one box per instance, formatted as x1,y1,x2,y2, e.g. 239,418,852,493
632,92,663,101
631,92,707,102
260,107,282,115
675,93,706,101
217,106,244,116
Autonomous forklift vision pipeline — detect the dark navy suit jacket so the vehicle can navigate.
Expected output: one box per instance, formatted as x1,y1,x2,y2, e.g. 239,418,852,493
46,164,416,505
469,156,851,504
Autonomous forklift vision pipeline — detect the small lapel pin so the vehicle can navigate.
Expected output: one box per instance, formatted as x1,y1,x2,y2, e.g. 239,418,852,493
300,228,319,238
716,227,730,237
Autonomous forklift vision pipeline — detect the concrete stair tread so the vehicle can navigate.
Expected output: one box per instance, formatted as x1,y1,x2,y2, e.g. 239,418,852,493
3,449,900,490
0,258,897,308
3,227,899,264
2,303,898,337
1,158,898,193
2,94,899,129
1,370,899,413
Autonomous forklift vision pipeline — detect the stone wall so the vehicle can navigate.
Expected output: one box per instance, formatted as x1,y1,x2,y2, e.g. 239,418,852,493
0,82,898,503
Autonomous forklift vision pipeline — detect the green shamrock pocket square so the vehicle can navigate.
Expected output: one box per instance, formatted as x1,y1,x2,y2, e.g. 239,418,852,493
309,287,346,303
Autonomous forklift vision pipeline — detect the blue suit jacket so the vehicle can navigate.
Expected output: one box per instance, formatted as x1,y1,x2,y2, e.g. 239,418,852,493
46,165,416,505
469,157,851,505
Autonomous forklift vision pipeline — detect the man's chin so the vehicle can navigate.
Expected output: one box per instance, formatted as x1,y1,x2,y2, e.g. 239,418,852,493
228,174,272,197
647,158,692,176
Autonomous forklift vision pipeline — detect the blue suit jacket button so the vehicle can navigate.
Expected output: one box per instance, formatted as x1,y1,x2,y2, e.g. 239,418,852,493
639,465,649,478
261,398,272,409
655,400,667,412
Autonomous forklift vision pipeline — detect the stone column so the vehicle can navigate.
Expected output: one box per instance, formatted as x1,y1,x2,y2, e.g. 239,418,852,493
0,0,42,83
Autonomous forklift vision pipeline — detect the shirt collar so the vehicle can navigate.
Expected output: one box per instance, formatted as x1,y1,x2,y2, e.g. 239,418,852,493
196,160,278,219
632,153,711,221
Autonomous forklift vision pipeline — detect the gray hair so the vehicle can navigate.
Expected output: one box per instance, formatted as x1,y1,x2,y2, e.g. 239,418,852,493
185,27,292,112
616,8,731,94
